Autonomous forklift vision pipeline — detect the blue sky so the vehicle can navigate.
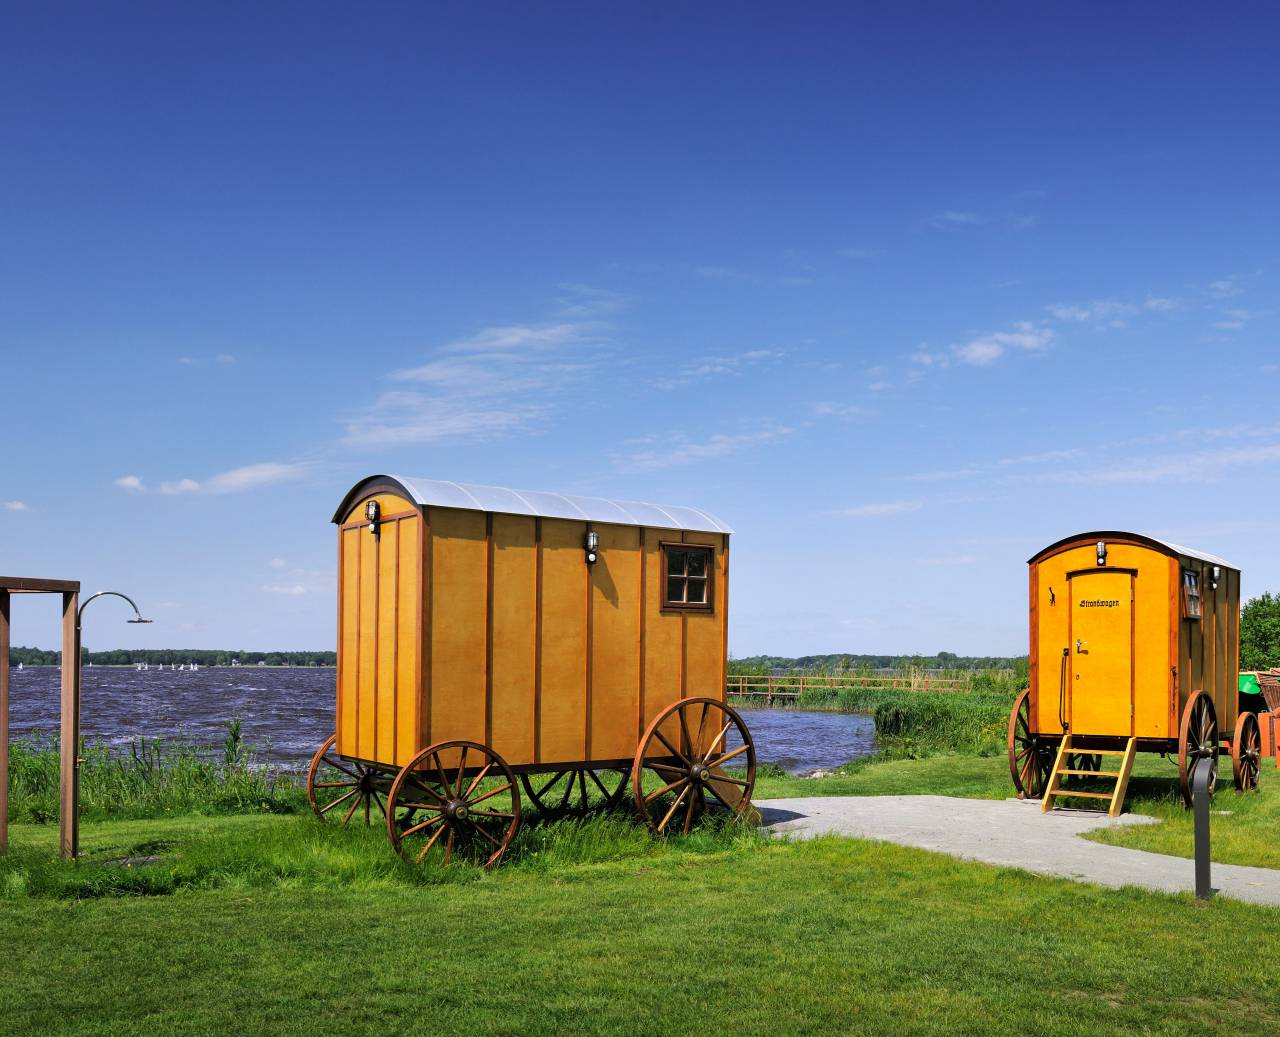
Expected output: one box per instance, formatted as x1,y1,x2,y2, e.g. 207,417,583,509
3,3,1278,656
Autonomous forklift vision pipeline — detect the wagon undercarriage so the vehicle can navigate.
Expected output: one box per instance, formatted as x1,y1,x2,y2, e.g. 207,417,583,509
307,696,757,868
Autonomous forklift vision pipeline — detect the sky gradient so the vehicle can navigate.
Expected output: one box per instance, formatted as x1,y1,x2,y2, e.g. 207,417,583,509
3,3,1278,656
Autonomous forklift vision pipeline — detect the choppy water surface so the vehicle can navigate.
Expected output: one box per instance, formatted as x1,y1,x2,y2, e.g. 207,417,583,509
6,667,875,774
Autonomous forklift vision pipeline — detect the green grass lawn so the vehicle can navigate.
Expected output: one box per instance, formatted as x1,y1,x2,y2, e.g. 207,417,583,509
2,810,1278,1037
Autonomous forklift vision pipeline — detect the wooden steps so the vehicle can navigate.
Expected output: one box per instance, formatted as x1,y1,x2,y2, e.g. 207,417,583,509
1041,735,1138,817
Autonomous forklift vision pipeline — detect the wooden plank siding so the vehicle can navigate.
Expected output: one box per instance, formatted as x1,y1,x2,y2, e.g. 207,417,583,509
334,494,728,770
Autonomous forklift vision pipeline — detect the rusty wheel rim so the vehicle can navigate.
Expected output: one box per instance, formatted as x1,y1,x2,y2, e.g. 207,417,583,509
306,734,385,826
386,740,520,870
1007,688,1052,798
632,697,756,835
1232,712,1261,793
1177,691,1218,808
520,767,632,819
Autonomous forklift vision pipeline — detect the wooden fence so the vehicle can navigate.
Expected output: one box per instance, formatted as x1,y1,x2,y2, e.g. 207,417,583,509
725,673,966,705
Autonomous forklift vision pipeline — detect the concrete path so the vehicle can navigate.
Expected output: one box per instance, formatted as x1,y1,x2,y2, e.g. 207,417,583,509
758,795,1280,907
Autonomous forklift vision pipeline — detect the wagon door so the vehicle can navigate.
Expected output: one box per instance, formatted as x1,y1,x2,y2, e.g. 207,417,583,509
1067,570,1134,736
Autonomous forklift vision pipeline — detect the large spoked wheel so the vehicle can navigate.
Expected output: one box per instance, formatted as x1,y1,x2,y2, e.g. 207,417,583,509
1178,691,1219,809
1232,712,1262,793
520,767,632,819
1007,688,1054,799
386,740,521,869
632,697,756,835
306,734,385,826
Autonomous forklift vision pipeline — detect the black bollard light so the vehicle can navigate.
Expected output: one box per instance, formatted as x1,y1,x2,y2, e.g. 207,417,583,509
1192,757,1214,900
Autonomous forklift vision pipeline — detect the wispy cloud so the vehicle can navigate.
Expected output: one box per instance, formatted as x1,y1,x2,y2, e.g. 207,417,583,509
157,461,313,496
3,500,29,512
178,353,236,366
1057,442,1280,485
555,283,629,318
1046,297,1178,326
1214,307,1268,331
834,501,922,517
615,423,793,472
656,349,784,389
260,559,332,596
345,316,607,447
911,322,1053,370
115,474,145,492
921,210,981,231
920,553,980,566
1207,277,1243,300
692,265,813,287
811,401,873,419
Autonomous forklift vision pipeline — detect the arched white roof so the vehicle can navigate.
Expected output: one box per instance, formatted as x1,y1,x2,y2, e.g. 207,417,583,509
334,475,733,534
1029,530,1236,570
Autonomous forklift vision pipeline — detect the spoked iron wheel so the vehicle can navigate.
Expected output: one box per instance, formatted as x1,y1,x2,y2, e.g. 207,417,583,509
632,697,756,835
306,734,386,826
1178,691,1219,808
386,740,521,869
1232,712,1262,793
1007,688,1054,799
520,767,632,819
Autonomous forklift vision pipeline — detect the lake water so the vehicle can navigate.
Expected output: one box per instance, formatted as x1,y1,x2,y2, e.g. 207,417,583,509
4,666,876,775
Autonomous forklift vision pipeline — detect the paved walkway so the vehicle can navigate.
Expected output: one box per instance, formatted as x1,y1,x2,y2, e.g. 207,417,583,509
757,795,1280,907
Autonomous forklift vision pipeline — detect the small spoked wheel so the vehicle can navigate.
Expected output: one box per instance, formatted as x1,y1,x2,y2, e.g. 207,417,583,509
1007,688,1054,799
386,740,521,869
1232,712,1262,793
520,767,632,819
632,697,756,835
306,734,385,826
1178,691,1219,809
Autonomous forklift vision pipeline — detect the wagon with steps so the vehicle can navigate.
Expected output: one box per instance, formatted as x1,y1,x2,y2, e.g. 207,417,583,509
1009,531,1261,814
306,475,757,867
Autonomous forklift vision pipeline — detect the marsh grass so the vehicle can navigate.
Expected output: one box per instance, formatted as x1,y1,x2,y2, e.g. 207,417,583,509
5,728,300,824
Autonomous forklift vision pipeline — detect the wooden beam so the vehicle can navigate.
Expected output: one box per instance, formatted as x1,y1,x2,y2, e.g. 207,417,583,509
59,590,79,859
0,589,9,855
0,576,80,594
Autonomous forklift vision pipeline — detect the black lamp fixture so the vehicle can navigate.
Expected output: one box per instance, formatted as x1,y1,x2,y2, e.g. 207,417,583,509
365,498,380,536
584,529,599,565
1096,541,1107,567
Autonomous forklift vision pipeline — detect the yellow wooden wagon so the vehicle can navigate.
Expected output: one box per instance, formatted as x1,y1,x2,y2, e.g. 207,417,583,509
305,475,756,867
1009,531,1262,813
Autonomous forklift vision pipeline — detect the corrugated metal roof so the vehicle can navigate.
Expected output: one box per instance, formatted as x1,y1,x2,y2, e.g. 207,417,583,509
336,475,733,534
1149,536,1235,569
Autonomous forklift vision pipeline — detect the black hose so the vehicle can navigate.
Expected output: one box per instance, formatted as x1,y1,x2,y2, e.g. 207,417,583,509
1058,647,1070,733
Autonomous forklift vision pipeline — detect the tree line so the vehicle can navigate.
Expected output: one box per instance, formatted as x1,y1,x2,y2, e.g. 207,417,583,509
7,647,336,667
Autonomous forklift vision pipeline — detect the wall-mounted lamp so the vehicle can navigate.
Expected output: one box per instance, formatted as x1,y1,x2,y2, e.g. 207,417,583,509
584,529,599,565
365,499,381,536
1096,541,1107,567
1211,565,1221,590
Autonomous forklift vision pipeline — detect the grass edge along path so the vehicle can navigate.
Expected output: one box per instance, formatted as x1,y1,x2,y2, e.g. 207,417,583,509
1,814,1279,1037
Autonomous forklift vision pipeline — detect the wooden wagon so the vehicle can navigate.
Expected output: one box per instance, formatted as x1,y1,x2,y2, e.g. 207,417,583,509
306,475,756,867
1009,531,1262,813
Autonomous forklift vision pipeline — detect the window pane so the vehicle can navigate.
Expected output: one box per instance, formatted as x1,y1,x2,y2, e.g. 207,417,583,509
686,551,707,577
667,576,685,603
667,549,687,575
686,577,707,604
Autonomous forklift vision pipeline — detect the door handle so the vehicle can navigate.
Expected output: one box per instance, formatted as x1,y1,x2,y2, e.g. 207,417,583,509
1075,639,1087,653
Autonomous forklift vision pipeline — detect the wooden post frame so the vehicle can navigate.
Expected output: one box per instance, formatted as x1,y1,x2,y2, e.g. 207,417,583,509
0,589,9,855
0,576,82,860
60,589,80,859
